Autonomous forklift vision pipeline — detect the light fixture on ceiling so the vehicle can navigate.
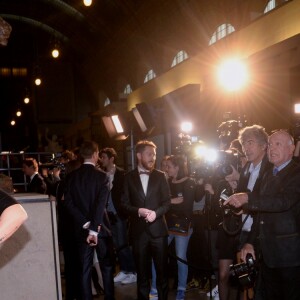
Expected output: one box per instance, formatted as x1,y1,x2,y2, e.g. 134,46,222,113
51,47,60,59
83,0,93,7
24,96,30,104
16,109,22,117
35,77,42,86
10,119,16,126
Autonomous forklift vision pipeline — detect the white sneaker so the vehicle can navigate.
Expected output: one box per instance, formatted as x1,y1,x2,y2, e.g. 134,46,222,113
206,285,219,297
121,273,137,284
114,271,128,283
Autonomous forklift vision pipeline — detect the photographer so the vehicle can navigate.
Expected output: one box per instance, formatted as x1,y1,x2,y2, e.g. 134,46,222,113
224,130,300,300
218,125,272,300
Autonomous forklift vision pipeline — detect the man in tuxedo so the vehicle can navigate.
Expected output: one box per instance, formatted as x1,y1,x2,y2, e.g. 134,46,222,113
224,130,300,300
99,147,136,285
64,141,115,300
22,158,47,194
122,140,170,300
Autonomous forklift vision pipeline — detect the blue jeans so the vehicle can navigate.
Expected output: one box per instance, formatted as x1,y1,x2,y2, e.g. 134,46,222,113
151,229,193,291
110,214,135,273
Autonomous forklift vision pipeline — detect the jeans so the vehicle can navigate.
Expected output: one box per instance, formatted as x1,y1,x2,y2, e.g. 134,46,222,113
151,229,193,291
110,214,135,273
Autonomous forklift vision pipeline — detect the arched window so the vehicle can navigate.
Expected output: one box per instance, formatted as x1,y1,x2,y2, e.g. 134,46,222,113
123,84,132,95
209,23,235,46
144,69,156,83
104,97,111,107
171,50,189,67
264,0,276,13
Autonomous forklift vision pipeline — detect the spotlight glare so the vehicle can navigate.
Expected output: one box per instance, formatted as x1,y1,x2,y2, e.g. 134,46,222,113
16,110,22,117
294,103,300,114
181,121,193,133
217,58,248,91
24,97,30,104
11,120,16,126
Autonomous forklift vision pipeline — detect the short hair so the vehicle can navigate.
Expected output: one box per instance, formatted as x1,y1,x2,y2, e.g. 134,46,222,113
135,140,156,154
61,150,75,161
167,155,188,180
79,141,99,159
238,125,268,146
22,158,39,172
100,148,117,160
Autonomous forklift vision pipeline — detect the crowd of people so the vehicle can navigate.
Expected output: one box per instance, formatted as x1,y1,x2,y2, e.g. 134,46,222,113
10,123,300,300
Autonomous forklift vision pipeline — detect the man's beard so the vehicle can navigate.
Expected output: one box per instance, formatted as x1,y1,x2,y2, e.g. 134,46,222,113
141,160,155,171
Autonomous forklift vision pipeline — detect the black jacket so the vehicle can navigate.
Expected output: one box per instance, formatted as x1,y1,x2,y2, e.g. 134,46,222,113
247,160,300,268
122,168,170,239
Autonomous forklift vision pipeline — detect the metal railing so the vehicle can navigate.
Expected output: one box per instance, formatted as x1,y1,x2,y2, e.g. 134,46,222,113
0,152,55,192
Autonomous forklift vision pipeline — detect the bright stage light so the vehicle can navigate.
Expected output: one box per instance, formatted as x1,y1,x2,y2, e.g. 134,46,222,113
294,103,300,114
181,121,193,133
217,58,248,91
111,115,124,133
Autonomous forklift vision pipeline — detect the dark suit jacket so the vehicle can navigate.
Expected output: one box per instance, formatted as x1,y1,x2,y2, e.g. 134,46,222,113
237,154,272,194
64,164,111,237
27,173,47,194
247,160,300,268
111,166,127,218
122,168,170,239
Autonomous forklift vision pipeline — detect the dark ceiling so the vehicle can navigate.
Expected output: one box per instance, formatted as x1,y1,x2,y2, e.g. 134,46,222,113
0,0,269,151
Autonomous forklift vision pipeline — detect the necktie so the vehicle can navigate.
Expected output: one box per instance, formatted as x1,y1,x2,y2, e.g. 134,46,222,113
273,167,279,176
139,171,150,175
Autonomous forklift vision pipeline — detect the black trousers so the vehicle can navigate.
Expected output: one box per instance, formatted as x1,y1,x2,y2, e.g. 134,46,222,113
132,231,169,300
256,261,300,300
77,235,115,300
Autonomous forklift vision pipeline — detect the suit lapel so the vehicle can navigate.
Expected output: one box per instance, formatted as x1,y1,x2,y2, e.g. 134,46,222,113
133,168,146,198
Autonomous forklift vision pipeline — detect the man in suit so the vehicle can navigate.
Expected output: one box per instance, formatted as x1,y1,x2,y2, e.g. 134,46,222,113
218,124,272,300
64,141,115,300
122,140,171,300
99,147,136,285
224,130,300,300
22,158,47,194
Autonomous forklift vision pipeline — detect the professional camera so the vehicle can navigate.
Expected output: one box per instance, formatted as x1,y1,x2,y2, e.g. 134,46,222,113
230,253,257,289
215,149,241,179
39,155,65,171
219,188,242,215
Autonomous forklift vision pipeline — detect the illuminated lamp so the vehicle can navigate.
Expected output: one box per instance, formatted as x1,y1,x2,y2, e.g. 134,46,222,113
102,115,128,140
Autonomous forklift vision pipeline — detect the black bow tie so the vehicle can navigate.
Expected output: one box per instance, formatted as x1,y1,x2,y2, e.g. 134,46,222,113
139,171,150,175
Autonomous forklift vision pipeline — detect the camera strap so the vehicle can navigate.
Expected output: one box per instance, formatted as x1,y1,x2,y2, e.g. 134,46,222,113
222,211,250,236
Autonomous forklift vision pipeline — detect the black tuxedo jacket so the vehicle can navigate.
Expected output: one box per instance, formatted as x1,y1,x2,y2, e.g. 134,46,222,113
247,160,300,268
27,173,47,194
64,164,111,236
122,168,170,239
111,166,127,218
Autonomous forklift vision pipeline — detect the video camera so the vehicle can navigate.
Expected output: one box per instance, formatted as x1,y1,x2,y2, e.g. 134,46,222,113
230,253,257,289
39,154,65,171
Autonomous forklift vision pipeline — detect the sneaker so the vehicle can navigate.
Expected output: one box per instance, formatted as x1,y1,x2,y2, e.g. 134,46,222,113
206,285,219,297
114,271,128,283
186,278,200,291
176,290,185,300
149,288,158,299
121,273,137,284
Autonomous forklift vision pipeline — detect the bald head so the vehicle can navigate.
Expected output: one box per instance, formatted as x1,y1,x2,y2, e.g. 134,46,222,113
268,131,295,167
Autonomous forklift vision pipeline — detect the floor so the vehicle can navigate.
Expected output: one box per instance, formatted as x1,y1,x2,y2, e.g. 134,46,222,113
88,281,213,300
